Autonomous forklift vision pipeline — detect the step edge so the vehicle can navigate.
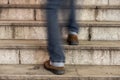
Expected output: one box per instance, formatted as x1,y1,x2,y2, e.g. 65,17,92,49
0,21,120,27
0,40,119,50
0,4,120,9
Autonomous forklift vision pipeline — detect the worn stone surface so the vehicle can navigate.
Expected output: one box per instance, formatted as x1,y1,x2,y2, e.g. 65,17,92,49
0,65,120,80
15,27,47,39
15,26,88,40
76,0,108,6
0,9,34,20
92,50,110,65
19,49,112,65
0,40,119,65
0,65,119,79
0,50,19,64
9,0,109,6
20,49,49,64
109,0,120,5
70,50,110,65
96,9,120,21
20,49,81,64
65,50,74,64
20,49,78,64
76,65,120,77
36,9,95,21
9,0,46,4
0,26,13,39
0,64,78,79
36,9,46,21
73,50,93,65
64,9,95,21
91,27,120,40
111,50,120,65
0,0,8,4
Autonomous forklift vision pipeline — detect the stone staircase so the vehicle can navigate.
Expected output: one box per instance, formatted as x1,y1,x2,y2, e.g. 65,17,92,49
0,0,120,79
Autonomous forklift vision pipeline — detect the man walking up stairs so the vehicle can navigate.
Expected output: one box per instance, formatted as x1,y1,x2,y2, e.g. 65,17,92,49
0,0,119,80
44,0,79,75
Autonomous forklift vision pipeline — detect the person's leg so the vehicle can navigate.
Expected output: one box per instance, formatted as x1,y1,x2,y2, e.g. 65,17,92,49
68,0,79,34
46,0,65,67
67,0,79,45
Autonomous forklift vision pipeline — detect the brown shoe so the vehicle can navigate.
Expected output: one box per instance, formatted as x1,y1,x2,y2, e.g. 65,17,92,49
44,60,65,75
67,34,79,45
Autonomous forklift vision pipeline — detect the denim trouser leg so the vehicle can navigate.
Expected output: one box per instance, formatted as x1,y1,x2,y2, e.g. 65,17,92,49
68,0,79,34
46,0,65,63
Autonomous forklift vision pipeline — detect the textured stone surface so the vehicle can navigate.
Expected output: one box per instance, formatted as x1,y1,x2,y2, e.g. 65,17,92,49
20,49,49,64
0,40,119,65
73,50,93,65
76,0,108,6
65,50,74,64
92,50,110,65
111,51,120,65
20,49,85,64
76,66,120,77
15,27,47,39
0,39,119,65
96,9,120,21
36,9,95,21
9,0,109,6
0,0,120,66
20,49,86,64
76,9,95,21
9,0,46,4
0,0,8,4
19,49,112,65
109,0,120,5
0,65,78,79
0,50,19,64
0,65,119,79
91,27,120,40
0,26,13,39
15,26,88,40
71,50,110,65
0,9,34,20
36,9,46,21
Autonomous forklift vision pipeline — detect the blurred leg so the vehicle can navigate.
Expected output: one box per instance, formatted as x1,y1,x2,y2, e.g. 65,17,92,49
46,0,65,64
66,0,79,45
68,0,79,34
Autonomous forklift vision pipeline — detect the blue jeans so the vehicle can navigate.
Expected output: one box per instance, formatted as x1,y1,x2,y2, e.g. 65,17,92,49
46,0,79,63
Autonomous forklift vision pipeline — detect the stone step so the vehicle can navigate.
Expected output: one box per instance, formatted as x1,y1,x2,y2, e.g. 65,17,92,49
0,64,119,80
0,1,120,21
1,0,120,6
0,40,119,65
0,21,120,40
0,21,119,27
1,39,120,49
1,4,120,9
0,8,96,21
0,8,120,21
0,0,120,10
